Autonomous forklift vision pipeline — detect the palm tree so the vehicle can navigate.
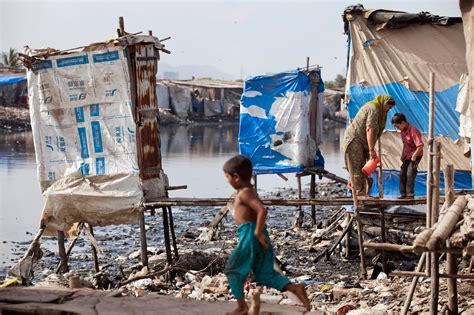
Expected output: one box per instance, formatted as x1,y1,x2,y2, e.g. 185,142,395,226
1,48,20,68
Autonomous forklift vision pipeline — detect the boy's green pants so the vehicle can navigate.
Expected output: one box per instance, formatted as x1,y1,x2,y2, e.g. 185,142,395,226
225,222,289,299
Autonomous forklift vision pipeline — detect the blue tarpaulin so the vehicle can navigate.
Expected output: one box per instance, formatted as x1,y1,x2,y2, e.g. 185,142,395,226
347,82,460,139
0,75,27,86
239,70,324,174
369,169,472,197
347,82,471,196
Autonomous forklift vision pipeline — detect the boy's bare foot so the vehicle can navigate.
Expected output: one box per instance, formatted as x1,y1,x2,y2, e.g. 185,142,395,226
285,283,311,311
227,300,249,315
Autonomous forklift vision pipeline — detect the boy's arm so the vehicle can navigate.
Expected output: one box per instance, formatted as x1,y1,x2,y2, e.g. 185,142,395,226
411,145,423,161
240,189,268,247
411,127,424,161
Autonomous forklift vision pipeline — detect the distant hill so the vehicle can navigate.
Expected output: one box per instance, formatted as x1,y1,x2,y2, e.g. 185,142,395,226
157,63,236,81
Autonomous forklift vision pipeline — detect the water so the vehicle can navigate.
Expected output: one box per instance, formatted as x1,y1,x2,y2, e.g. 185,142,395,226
0,122,346,271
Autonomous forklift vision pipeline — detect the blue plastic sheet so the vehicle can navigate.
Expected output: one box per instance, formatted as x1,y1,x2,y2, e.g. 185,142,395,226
239,70,324,174
347,82,460,139
369,169,472,197
0,75,26,86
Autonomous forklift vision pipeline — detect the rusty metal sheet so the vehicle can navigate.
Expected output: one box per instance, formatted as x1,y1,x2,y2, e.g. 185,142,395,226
131,43,162,180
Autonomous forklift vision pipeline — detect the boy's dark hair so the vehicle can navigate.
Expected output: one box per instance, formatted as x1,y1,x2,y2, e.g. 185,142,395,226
223,155,253,181
391,112,407,125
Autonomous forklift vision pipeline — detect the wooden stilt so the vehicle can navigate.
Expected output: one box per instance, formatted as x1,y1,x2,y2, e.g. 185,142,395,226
345,216,351,258
401,252,426,315
167,206,179,261
293,175,303,227
138,210,149,268
430,141,441,315
310,174,316,226
426,72,435,275
161,207,173,265
55,229,80,274
57,230,69,274
350,186,366,278
355,211,367,279
380,208,388,273
430,252,440,315
88,224,100,273
444,164,458,315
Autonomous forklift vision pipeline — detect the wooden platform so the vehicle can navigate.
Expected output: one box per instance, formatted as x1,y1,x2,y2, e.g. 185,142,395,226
145,196,427,208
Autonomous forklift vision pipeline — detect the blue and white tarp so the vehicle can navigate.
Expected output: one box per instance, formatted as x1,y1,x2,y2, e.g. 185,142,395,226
26,46,147,233
27,47,138,184
239,70,324,174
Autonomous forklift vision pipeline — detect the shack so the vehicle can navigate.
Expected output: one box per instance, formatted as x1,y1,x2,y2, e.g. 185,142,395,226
0,74,27,108
10,19,174,281
343,5,471,196
157,79,242,118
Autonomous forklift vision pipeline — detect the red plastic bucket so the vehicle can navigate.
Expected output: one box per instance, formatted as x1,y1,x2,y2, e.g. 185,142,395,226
362,156,381,176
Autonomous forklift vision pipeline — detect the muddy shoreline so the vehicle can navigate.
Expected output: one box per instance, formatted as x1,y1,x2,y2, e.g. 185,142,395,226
2,181,472,313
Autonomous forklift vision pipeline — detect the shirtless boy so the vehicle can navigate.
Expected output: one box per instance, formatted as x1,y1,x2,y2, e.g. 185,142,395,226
223,155,310,314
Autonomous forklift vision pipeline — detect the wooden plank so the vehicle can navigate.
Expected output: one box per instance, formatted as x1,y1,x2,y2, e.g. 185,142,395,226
145,197,428,208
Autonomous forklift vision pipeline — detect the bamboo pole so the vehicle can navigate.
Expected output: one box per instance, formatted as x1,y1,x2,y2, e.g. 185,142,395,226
138,210,149,268
376,141,388,273
431,142,441,224
426,72,435,275
430,141,441,315
444,164,458,315
401,252,426,315
426,196,467,250
57,231,69,274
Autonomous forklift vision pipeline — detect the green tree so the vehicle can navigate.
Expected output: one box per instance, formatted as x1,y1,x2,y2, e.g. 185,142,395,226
334,74,346,89
324,80,335,89
1,48,20,68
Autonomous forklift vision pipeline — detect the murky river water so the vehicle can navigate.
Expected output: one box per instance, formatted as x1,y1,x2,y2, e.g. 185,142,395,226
0,122,346,272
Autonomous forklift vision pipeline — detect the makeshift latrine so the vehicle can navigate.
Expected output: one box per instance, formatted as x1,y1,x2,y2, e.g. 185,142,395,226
239,69,324,174
343,5,471,196
10,19,173,281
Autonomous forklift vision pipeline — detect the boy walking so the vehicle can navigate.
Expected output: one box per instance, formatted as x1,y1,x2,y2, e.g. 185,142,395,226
223,155,310,314
391,113,424,199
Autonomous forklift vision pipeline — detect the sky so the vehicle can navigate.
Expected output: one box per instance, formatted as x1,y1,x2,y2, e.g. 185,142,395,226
0,0,462,81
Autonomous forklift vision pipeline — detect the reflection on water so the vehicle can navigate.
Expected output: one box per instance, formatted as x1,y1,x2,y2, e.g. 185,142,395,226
0,122,346,267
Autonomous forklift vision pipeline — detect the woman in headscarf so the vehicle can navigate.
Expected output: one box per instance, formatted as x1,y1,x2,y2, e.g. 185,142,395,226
343,95,396,197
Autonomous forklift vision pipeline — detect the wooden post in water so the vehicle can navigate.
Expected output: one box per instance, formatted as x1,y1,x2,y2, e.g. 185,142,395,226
57,231,69,273
162,207,173,265
444,164,458,315
138,210,149,268
293,175,303,227
430,140,441,315
310,174,316,226
167,206,179,260
88,224,100,273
